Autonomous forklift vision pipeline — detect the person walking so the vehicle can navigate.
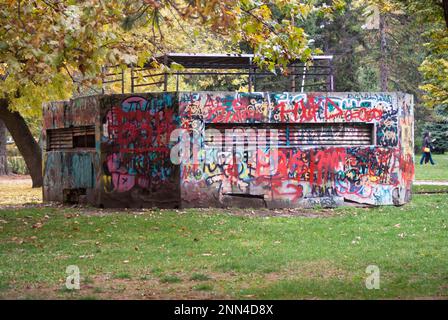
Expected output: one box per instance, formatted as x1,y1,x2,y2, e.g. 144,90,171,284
419,131,436,165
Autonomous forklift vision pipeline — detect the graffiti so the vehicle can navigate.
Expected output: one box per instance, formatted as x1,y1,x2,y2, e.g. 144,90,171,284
181,145,405,205
42,91,414,208
180,92,399,147
180,92,414,207
102,94,178,193
324,97,384,122
180,92,269,124
43,96,99,130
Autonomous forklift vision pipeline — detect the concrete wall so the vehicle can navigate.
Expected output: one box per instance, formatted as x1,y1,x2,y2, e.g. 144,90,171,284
42,96,101,203
179,92,414,208
42,91,414,208
98,93,180,208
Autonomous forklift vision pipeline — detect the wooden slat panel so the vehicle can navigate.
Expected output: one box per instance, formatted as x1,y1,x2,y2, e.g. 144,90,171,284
205,123,374,147
47,126,95,150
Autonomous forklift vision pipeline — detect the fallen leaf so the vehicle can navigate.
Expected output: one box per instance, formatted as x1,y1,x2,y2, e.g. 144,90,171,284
32,222,43,229
79,254,94,259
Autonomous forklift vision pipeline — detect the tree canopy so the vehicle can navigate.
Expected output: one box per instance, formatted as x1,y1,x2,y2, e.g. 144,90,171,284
367,0,448,108
0,0,447,185
0,0,345,115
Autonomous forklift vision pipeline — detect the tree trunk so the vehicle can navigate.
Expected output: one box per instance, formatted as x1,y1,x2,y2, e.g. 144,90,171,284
379,13,389,91
0,99,42,187
443,0,448,28
0,119,7,175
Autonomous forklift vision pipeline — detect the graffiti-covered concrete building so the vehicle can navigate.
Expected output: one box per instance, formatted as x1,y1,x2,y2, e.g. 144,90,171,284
42,91,414,208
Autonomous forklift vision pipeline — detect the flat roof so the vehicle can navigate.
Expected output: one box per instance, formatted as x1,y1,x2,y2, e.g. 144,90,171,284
148,53,333,69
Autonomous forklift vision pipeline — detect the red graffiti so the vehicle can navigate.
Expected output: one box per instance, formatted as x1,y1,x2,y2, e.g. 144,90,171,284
399,154,414,187
104,96,177,192
106,99,176,153
309,148,346,185
275,95,322,122
325,97,383,121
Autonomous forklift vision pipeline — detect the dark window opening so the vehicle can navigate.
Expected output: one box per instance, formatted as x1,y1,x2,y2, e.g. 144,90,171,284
63,188,86,204
73,134,95,148
205,123,374,147
47,126,95,150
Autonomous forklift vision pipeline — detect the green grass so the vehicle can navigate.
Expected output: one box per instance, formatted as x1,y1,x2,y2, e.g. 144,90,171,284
190,273,211,281
415,153,448,181
114,273,132,280
0,195,448,299
159,275,182,284
193,283,214,291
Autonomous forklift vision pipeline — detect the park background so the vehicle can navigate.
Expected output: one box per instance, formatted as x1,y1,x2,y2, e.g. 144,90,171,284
0,0,447,299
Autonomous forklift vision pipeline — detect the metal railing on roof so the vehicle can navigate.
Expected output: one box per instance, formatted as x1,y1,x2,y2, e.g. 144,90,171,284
102,53,334,94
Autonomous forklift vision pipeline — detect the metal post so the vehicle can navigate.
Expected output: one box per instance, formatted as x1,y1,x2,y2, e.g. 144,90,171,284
163,55,168,92
253,67,257,92
291,13,296,92
176,72,179,92
101,66,105,94
300,65,307,93
131,66,134,93
121,69,125,94
329,60,334,92
291,65,296,92
248,57,252,93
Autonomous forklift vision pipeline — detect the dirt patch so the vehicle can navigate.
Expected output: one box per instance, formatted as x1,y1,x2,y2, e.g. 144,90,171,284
208,207,339,218
60,206,340,219
0,175,337,218
280,260,351,280
0,273,233,300
0,264,351,300
3,266,444,300
0,202,340,219
0,175,33,183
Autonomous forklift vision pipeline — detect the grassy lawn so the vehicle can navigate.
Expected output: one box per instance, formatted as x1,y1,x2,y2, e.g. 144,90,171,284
0,177,41,205
414,153,448,181
1,194,448,299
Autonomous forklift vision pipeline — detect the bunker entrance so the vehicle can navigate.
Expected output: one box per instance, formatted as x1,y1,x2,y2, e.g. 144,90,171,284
63,188,87,204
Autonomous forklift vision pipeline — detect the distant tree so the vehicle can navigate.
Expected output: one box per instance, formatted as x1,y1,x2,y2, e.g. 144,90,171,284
0,120,6,175
309,0,369,91
424,105,448,153
367,0,448,108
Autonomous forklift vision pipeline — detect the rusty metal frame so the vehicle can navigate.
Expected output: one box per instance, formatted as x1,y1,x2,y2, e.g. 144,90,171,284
102,53,334,94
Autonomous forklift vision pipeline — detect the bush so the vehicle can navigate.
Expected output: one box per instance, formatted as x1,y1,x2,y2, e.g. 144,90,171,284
423,105,448,154
424,122,448,154
7,156,29,174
